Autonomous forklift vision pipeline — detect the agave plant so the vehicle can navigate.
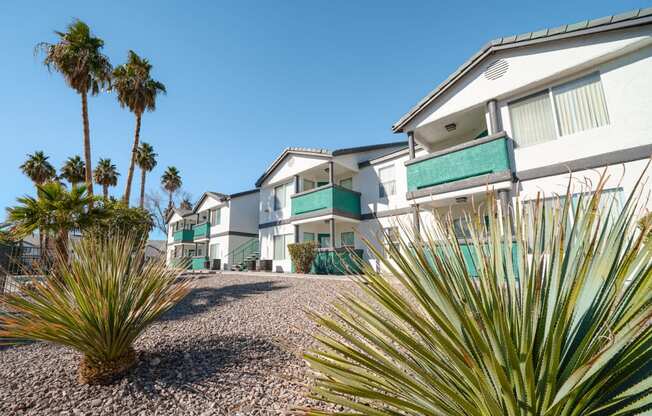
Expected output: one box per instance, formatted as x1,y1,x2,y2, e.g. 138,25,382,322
303,173,651,415
0,233,191,385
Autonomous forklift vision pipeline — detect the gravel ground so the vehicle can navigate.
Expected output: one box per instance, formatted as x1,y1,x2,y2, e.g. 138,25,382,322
0,273,359,415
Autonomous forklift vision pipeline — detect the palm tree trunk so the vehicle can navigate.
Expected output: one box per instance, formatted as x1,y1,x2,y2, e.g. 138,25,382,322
139,169,147,208
81,92,94,201
103,184,108,201
56,228,69,265
123,112,142,205
168,191,173,209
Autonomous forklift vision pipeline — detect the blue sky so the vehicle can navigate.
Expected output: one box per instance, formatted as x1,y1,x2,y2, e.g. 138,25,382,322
1,0,649,237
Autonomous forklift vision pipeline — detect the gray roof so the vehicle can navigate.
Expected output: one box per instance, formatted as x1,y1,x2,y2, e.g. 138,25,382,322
392,7,652,133
165,207,192,222
255,141,406,187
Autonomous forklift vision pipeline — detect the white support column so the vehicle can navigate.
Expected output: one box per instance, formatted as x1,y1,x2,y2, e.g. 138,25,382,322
328,161,334,185
408,131,416,160
486,99,502,134
329,219,336,250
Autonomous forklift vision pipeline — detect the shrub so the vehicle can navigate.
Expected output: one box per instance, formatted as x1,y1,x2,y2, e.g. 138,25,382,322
0,232,191,385
288,241,318,273
90,200,154,243
303,175,652,415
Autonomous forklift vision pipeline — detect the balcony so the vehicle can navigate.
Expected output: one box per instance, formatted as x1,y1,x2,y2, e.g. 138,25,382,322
193,222,210,239
405,132,513,199
191,256,209,270
291,184,361,219
173,229,194,243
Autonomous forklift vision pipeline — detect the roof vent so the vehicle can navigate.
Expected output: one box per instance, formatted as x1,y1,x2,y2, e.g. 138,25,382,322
484,59,509,80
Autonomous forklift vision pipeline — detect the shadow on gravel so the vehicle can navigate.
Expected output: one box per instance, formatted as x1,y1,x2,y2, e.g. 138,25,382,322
126,335,296,398
160,281,289,322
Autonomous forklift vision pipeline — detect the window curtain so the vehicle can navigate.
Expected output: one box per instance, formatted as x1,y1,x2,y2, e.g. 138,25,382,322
509,91,557,147
552,74,609,137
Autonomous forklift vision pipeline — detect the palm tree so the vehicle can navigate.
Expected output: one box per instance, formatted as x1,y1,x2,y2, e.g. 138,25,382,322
112,50,166,205
20,151,56,185
7,182,98,263
161,166,182,209
93,158,119,200
60,155,86,188
36,20,112,198
135,142,157,209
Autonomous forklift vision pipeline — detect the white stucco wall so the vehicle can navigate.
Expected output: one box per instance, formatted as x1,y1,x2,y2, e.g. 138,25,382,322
228,192,260,234
404,26,652,137
500,44,652,173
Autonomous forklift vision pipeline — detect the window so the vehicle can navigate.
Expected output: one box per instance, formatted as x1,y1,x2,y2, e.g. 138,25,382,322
209,243,220,259
303,179,315,192
340,177,353,190
522,187,623,249
210,207,221,226
509,91,557,147
273,234,291,260
453,216,490,240
341,231,354,247
318,233,331,248
303,232,315,242
552,74,609,137
509,73,609,148
379,166,396,198
274,182,292,211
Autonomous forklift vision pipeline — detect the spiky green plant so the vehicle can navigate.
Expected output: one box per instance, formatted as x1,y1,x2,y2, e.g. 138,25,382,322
0,233,191,385
303,174,652,415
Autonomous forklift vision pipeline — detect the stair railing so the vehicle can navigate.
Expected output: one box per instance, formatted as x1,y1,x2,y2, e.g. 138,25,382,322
226,238,259,269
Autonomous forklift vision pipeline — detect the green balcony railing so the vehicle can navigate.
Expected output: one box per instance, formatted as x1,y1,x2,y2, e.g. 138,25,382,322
173,229,194,243
191,256,209,270
193,222,210,239
291,185,361,218
406,133,512,192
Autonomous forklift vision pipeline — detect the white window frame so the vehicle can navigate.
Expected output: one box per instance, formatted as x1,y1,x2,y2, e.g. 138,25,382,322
508,72,609,148
210,207,222,226
274,182,292,211
378,165,396,198
209,243,220,260
339,177,353,190
273,234,292,260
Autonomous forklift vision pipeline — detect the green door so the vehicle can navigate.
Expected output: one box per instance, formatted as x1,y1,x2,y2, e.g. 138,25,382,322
318,233,331,248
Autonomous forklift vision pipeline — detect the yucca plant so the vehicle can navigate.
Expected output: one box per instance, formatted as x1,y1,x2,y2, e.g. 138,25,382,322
0,233,191,385
303,173,652,415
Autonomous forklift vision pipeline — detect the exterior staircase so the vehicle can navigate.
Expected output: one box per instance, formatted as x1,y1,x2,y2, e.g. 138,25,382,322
226,238,259,271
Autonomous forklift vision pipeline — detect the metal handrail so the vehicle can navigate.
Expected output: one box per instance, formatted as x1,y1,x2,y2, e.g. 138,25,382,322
226,238,259,268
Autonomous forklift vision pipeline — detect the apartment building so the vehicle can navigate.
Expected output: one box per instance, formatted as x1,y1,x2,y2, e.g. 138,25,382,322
256,143,407,273
166,189,259,270
257,9,652,274
169,9,652,275
390,8,652,242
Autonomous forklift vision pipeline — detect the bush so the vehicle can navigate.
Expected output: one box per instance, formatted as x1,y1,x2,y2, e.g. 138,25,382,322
303,176,652,415
0,232,191,385
288,241,318,274
91,200,154,243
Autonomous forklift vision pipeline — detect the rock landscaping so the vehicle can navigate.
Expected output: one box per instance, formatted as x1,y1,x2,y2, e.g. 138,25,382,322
0,274,357,415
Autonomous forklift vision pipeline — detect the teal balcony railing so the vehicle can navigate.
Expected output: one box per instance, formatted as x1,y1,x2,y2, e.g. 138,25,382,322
291,185,361,218
173,229,194,243
193,222,210,239
405,133,512,193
